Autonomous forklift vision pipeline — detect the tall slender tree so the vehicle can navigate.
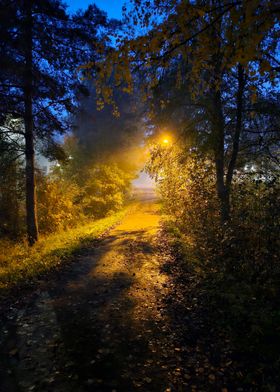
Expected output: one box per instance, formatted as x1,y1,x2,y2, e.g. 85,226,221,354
0,0,112,244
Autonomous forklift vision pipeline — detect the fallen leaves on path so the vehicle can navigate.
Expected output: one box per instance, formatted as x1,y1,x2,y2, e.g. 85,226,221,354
0,201,243,391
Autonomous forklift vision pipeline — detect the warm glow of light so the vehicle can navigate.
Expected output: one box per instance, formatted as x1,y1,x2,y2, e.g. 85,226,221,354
161,134,172,144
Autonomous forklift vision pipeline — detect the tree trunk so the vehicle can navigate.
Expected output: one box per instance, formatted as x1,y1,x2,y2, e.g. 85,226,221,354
24,0,38,245
212,90,230,223
226,63,245,189
212,64,245,224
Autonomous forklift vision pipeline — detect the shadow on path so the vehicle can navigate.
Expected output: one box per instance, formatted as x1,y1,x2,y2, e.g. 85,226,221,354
1,201,181,392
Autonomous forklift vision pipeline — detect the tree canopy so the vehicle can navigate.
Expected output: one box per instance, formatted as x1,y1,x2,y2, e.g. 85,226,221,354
90,0,279,221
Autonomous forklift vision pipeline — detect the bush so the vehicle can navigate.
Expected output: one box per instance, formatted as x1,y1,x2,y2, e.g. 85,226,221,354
81,163,133,218
37,174,83,233
147,143,280,387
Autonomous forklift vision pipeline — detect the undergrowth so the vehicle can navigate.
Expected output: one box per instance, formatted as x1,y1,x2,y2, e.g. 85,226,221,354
165,220,280,390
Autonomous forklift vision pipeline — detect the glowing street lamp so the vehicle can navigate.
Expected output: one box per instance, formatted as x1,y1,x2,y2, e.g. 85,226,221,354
161,134,172,146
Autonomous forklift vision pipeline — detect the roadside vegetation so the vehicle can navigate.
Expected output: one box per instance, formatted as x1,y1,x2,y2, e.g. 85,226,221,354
0,207,130,292
148,145,279,388
0,128,140,292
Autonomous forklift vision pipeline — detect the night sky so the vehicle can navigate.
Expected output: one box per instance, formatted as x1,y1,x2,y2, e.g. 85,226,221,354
66,0,124,19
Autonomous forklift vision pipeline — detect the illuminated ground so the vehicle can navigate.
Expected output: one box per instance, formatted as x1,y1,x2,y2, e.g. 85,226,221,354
0,196,183,391
0,194,245,391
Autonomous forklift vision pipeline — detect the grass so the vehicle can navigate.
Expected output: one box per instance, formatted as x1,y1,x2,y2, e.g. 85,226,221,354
0,207,130,292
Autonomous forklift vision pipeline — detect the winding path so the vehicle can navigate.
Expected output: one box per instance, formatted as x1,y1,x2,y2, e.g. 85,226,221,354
1,196,184,392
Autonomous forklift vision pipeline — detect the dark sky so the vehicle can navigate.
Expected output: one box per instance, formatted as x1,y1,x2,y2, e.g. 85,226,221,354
66,0,124,19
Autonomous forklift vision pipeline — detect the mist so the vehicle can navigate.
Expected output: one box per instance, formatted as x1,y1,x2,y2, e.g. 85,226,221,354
72,84,147,178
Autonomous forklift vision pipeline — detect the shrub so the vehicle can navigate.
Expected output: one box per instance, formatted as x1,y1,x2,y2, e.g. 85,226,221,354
37,174,83,233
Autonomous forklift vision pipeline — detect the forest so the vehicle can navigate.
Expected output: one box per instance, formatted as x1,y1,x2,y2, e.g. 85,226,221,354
0,0,279,391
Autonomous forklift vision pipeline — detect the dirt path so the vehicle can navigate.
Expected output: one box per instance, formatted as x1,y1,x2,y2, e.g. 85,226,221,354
0,199,185,392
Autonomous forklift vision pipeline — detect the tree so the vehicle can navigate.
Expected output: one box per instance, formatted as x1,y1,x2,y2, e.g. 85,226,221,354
0,0,111,244
92,0,279,222
52,136,135,219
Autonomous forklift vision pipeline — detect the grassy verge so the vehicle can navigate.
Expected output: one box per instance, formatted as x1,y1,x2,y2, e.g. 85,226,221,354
0,207,130,292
